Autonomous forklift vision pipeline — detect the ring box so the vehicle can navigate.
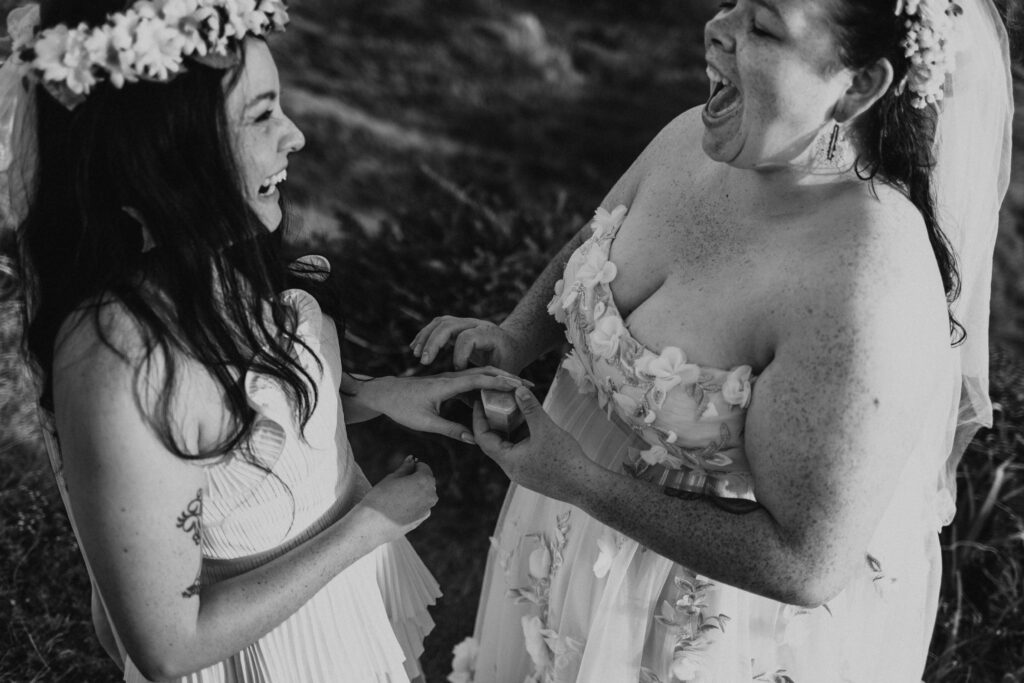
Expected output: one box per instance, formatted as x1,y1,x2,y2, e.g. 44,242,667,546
481,389,525,434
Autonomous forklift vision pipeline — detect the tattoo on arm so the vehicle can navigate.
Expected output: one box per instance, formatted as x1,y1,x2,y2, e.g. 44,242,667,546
662,486,763,515
182,572,201,599
175,489,203,545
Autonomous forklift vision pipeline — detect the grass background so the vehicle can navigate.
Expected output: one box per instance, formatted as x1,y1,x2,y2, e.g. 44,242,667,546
2,1,1023,681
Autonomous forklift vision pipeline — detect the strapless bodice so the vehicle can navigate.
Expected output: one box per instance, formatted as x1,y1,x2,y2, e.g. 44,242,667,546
547,205,758,500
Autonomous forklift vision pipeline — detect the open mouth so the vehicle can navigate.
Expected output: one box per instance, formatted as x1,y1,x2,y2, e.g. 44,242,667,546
257,169,287,198
704,65,742,120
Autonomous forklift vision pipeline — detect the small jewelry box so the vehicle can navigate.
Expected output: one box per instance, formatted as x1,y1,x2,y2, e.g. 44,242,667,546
481,389,525,434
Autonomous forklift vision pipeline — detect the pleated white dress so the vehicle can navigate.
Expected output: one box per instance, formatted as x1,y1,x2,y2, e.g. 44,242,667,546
454,206,958,683
41,287,440,682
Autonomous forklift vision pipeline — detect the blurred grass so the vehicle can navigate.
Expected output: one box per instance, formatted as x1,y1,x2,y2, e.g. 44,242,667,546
1,1,1022,681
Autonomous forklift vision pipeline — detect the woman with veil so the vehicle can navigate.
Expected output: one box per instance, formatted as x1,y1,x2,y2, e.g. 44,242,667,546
415,0,1015,680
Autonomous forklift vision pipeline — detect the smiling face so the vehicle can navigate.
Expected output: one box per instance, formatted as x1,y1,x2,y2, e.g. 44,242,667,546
225,39,305,231
702,0,854,169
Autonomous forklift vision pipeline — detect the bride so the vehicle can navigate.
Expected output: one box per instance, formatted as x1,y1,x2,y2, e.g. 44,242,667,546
414,0,1013,681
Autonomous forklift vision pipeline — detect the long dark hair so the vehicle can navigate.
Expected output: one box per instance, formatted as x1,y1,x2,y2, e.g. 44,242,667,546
829,0,966,343
21,0,323,460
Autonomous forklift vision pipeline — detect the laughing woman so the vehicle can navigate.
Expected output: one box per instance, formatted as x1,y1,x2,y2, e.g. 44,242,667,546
414,0,1014,681
2,1,524,681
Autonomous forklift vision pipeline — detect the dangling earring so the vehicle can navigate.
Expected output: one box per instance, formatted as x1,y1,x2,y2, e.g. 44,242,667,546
814,121,850,170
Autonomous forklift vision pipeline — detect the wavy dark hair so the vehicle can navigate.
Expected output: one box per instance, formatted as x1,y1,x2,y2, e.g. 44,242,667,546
828,0,973,343
21,0,329,460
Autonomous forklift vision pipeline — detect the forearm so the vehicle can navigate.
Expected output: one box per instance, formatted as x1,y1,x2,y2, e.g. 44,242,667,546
340,371,384,423
567,464,846,607
132,505,388,679
500,228,589,371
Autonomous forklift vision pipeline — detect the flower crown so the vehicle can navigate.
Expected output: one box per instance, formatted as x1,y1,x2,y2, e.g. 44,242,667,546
4,0,289,110
894,0,962,109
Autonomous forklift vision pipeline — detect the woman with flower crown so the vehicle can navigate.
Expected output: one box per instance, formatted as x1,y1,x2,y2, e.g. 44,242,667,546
414,0,1014,681
1,1,531,681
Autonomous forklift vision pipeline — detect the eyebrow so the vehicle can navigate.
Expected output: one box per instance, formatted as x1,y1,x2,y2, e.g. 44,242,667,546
245,91,277,110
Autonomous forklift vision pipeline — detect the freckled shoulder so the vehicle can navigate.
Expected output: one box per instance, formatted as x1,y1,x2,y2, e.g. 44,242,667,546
769,180,950,372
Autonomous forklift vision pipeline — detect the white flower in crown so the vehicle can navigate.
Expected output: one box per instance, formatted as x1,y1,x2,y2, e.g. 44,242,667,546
159,0,208,56
33,24,95,99
134,16,187,80
590,204,627,239
14,0,290,110
636,346,701,395
589,314,626,360
721,365,753,408
895,0,962,109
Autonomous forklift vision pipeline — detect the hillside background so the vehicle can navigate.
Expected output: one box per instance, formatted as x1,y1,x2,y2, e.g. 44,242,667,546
2,1,1023,681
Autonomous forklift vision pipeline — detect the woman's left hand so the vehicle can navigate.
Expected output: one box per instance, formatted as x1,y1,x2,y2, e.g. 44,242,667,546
362,368,530,443
471,386,593,501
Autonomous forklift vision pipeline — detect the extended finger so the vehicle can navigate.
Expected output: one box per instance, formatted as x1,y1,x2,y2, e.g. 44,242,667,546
445,366,534,387
452,330,486,370
420,319,477,365
410,317,445,354
419,413,476,445
442,374,528,400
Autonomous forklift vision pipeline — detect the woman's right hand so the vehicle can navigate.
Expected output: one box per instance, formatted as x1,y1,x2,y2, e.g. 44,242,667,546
356,456,438,541
410,316,523,371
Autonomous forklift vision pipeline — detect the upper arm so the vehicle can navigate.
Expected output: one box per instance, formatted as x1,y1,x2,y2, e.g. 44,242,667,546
53,307,208,671
742,223,952,585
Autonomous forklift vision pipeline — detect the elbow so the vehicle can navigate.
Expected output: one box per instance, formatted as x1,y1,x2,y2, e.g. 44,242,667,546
774,578,844,610
127,643,201,681
132,655,192,682
765,547,854,609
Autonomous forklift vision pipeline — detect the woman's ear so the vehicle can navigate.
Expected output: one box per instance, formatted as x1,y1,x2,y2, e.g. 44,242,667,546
835,57,895,123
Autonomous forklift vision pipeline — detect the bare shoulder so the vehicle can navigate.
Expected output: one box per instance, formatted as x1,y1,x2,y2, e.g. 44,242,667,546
776,180,949,351
53,298,223,456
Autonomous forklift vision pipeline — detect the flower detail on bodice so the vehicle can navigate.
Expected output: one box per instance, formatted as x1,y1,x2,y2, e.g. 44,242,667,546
548,205,758,501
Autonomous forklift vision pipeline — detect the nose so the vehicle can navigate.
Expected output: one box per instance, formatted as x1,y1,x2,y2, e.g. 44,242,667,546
281,113,305,155
704,9,737,54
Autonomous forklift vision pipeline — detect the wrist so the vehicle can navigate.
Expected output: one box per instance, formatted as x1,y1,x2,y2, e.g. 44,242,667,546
343,501,395,550
496,322,532,373
353,375,397,415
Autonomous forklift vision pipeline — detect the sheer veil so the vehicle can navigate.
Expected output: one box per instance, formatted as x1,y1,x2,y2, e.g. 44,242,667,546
933,0,1014,525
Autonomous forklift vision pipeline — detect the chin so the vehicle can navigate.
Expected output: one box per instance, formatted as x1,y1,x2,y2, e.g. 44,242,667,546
700,130,743,166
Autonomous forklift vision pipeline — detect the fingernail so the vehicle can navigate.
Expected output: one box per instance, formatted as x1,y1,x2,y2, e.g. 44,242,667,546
404,454,414,462
501,377,524,387
515,386,531,399
421,352,431,363
460,433,475,444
